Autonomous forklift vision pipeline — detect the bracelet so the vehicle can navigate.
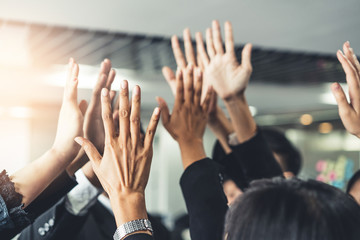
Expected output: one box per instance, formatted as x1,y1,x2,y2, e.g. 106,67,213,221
113,219,153,240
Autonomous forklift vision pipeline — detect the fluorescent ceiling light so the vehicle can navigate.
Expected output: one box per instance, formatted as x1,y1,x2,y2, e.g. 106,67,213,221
45,64,154,91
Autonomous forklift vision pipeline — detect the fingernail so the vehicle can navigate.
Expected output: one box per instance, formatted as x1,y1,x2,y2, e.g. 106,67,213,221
345,41,350,47
332,82,340,90
69,58,74,64
74,137,83,145
133,85,140,95
121,80,127,89
154,107,160,115
102,88,109,96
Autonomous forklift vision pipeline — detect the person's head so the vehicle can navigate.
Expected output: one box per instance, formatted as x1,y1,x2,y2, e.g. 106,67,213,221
346,170,360,204
225,177,360,240
262,128,302,176
222,175,242,205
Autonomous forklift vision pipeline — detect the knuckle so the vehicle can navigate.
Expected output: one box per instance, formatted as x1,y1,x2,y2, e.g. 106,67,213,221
103,113,112,121
120,109,129,118
131,116,140,124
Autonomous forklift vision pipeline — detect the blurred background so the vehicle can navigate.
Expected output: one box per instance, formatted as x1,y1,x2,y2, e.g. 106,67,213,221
0,0,360,229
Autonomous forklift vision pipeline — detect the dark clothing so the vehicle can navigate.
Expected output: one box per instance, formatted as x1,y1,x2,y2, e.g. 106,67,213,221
214,129,283,190
180,158,228,240
0,171,77,240
19,198,167,240
230,129,283,184
179,130,283,240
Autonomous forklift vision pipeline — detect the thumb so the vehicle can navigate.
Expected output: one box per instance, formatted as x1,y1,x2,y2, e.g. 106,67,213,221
156,97,170,126
74,137,102,167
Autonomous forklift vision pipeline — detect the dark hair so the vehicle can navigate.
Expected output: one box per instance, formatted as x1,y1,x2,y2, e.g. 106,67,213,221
262,128,302,175
225,178,360,240
346,169,360,194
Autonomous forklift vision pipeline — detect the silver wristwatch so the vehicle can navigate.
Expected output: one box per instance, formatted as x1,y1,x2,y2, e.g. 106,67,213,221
113,219,153,240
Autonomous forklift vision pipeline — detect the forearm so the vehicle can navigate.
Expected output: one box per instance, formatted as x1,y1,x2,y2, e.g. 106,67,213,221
224,94,257,143
11,148,74,207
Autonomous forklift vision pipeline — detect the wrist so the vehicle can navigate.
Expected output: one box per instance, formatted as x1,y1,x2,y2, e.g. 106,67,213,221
109,191,148,227
178,139,207,169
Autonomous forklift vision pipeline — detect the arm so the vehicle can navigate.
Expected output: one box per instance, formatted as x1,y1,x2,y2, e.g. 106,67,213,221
196,21,282,181
76,81,160,240
158,65,227,240
10,59,84,207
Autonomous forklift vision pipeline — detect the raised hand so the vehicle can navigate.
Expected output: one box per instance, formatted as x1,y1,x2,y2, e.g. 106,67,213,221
331,42,360,138
163,28,198,95
83,59,116,154
196,20,252,99
75,80,160,226
52,58,85,162
157,64,213,169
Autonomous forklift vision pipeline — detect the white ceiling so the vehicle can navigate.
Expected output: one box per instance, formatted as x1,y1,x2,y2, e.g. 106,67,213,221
0,0,358,121
0,0,359,54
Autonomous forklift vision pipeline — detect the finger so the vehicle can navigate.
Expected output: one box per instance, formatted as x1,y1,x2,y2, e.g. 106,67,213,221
337,50,360,110
130,86,141,149
208,91,218,114
171,35,187,68
173,69,184,110
144,107,161,150
106,69,116,89
119,80,130,143
184,64,194,107
110,90,116,105
206,28,216,59
343,42,360,78
241,43,253,72
331,82,354,116
156,97,170,126
162,66,177,95
224,21,235,54
101,88,116,144
212,20,224,55
102,58,112,76
202,86,213,113
193,68,203,108
79,100,88,115
183,28,197,65
64,60,79,102
195,32,209,66
92,73,107,101
74,137,102,167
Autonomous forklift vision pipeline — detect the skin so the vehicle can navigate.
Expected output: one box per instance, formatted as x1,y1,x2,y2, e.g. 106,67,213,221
76,80,160,235
331,41,360,138
157,65,213,169
67,59,116,175
10,59,85,207
223,179,242,205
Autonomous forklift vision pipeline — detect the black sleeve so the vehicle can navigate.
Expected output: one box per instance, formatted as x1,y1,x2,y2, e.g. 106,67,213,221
19,198,87,240
231,129,283,183
0,171,78,239
219,152,249,190
125,233,154,240
180,158,228,240
25,171,77,221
